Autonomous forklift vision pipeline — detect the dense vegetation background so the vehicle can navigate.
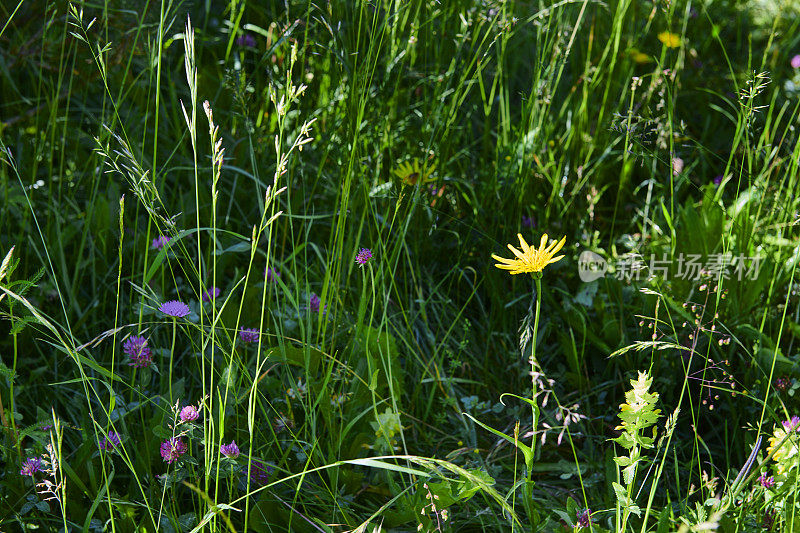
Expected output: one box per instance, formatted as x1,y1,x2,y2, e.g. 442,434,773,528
1,0,800,530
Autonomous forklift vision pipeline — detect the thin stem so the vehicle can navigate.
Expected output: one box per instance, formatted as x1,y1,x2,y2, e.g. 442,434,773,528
531,277,542,402
523,275,543,523
168,318,177,405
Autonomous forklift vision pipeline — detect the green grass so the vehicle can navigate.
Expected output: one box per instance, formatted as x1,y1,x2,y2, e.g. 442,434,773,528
1,0,800,531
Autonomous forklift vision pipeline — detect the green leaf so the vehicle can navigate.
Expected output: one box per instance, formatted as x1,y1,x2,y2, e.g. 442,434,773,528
566,497,579,519
9,314,39,335
612,482,627,502
218,241,252,254
0,360,15,383
344,458,432,478
452,468,495,502
463,412,534,472
269,343,323,373
622,463,636,485
613,455,632,467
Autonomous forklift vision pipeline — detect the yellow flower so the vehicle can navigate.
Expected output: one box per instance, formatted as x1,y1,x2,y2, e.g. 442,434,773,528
626,48,652,64
492,233,566,275
658,31,681,48
392,158,436,186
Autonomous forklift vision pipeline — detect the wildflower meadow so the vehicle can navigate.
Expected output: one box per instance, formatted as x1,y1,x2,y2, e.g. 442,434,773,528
2,0,800,531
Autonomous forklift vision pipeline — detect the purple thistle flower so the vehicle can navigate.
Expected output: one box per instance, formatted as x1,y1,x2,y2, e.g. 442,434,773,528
792,55,800,69
576,508,592,528
203,286,221,302
248,459,273,485
20,457,43,477
151,235,171,250
160,437,188,463
239,328,260,344
758,474,775,488
783,416,800,431
221,440,240,459
159,300,191,318
98,431,121,452
265,267,280,282
123,335,153,368
309,293,325,314
355,247,373,266
180,405,200,423
236,33,256,48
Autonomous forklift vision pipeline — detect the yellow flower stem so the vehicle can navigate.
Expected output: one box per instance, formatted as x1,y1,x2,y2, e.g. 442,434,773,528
524,276,542,511
531,276,541,403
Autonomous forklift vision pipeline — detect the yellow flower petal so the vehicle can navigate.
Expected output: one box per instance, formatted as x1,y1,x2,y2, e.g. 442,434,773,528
539,234,548,250
509,245,528,261
491,234,567,275
491,254,517,265
549,236,566,255
517,234,531,254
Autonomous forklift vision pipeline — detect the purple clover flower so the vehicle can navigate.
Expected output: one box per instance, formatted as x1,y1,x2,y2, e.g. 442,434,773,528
783,416,800,431
239,328,260,344
221,440,240,459
792,55,800,69
123,335,153,368
203,287,221,302
180,405,200,423
151,235,171,250
265,267,280,282
355,247,373,266
309,293,325,314
758,474,775,488
248,459,272,485
576,508,592,528
236,33,256,48
713,175,723,186
159,300,191,318
98,431,121,452
160,437,188,463
20,457,43,477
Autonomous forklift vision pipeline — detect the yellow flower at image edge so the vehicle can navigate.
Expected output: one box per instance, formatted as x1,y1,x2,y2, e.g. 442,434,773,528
492,233,566,275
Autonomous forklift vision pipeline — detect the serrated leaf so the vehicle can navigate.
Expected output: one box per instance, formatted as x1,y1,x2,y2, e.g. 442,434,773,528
613,455,632,467
623,463,636,485
612,482,627,501
9,315,39,335
0,361,15,383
